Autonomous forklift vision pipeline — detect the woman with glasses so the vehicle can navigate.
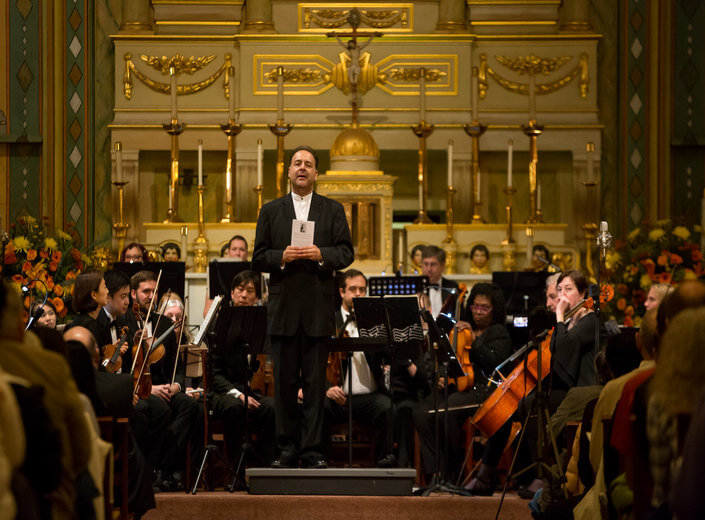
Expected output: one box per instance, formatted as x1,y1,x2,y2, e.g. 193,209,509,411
414,283,512,483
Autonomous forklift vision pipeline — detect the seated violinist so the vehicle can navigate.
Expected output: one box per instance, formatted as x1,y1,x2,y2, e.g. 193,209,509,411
65,270,110,340
467,269,598,496
96,269,132,373
413,282,512,483
323,269,396,467
127,270,201,492
211,270,275,480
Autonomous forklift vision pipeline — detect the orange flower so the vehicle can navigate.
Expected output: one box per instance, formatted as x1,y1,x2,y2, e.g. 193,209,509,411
70,248,81,262
54,284,63,297
641,258,656,276
26,249,37,261
66,270,77,281
45,277,54,291
671,253,683,265
629,265,640,276
623,316,634,327
39,249,48,259
617,298,627,311
4,250,17,264
693,250,703,262
59,306,68,318
48,261,58,272
617,283,630,295
23,296,30,309
633,289,647,305
657,254,669,267
624,305,635,317
658,272,672,284
11,274,24,285
52,297,64,313
52,250,61,263
22,261,32,273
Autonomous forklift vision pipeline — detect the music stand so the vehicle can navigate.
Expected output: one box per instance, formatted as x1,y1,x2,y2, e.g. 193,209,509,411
367,275,428,297
113,261,186,301
207,260,252,306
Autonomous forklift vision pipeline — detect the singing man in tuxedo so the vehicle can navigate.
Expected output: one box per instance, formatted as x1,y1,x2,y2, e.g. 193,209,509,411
421,245,459,319
252,145,354,469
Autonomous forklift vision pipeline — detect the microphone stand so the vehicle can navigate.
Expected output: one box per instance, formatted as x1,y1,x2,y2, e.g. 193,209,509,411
595,222,612,352
23,279,48,330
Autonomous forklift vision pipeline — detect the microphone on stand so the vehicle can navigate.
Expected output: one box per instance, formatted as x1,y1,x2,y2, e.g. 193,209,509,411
596,220,613,258
22,279,48,330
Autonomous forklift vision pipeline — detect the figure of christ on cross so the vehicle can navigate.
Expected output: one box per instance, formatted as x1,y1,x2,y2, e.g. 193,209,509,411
327,8,383,126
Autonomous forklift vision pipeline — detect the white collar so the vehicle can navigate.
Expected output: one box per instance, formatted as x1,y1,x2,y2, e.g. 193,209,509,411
291,191,313,203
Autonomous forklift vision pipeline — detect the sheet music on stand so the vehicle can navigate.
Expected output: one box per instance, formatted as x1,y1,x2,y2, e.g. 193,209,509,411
354,296,424,359
193,294,223,346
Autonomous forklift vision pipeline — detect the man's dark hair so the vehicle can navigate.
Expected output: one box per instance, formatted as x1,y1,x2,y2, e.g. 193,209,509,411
421,245,446,264
228,235,248,251
557,269,588,296
230,270,262,299
120,242,149,263
71,271,104,314
289,145,319,168
130,270,157,292
338,269,367,291
104,269,131,296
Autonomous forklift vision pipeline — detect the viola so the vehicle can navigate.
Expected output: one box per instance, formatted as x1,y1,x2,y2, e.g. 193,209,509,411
447,284,475,391
251,354,275,398
101,326,130,373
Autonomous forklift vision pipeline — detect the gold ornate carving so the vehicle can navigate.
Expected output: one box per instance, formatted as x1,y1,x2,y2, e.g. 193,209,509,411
302,5,409,30
140,54,216,75
265,67,323,83
387,67,447,82
479,53,589,99
325,51,384,96
123,53,231,99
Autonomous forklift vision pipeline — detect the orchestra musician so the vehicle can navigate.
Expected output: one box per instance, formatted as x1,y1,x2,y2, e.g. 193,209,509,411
65,270,110,340
252,145,354,469
224,235,248,261
467,269,597,495
324,269,396,467
414,283,512,482
421,246,459,319
96,269,133,372
211,270,276,478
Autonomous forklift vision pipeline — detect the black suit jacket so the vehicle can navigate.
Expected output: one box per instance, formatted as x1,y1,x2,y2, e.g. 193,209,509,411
252,192,354,337
95,308,134,372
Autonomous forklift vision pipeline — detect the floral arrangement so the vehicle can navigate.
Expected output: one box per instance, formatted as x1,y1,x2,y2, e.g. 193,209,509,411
1,216,91,321
603,220,703,326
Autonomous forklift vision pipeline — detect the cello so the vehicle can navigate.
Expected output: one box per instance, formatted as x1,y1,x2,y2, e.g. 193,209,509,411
447,284,475,391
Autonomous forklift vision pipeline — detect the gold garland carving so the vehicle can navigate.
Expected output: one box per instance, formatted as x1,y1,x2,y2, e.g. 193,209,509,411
387,67,446,82
123,53,232,99
478,53,588,99
139,53,216,75
304,7,407,29
265,67,323,83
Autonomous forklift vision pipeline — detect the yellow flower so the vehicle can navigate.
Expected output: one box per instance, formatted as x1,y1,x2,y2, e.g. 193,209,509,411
648,229,665,241
683,270,697,280
627,228,641,242
605,251,621,270
25,215,36,225
633,316,643,328
640,273,653,290
56,229,72,241
12,236,31,252
44,237,58,251
695,225,703,233
655,219,671,227
672,226,691,240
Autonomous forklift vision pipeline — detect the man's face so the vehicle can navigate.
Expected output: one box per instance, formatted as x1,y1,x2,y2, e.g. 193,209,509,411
132,280,156,313
107,285,131,316
545,282,558,313
422,256,444,284
288,150,318,195
231,281,258,307
227,239,247,261
340,275,367,312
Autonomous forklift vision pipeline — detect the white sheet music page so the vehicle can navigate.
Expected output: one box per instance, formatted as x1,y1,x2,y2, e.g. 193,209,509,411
291,219,315,247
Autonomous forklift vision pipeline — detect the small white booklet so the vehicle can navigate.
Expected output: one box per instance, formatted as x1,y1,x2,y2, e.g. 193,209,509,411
291,219,315,246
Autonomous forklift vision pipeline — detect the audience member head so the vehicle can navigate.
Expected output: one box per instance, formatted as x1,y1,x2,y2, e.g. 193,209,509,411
161,242,181,262
470,244,490,272
230,270,261,307
651,306,705,414
31,299,57,329
604,328,642,379
130,270,158,314
65,339,104,414
158,293,186,337
104,269,131,317
421,245,446,284
410,244,425,270
545,273,561,313
0,280,24,341
225,235,248,261
645,282,673,311
120,242,149,263
63,325,100,368
636,308,658,361
467,283,506,331
655,279,705,346
338,269,367,312
71,271,108,314
33,326,69,358
532,244,551,270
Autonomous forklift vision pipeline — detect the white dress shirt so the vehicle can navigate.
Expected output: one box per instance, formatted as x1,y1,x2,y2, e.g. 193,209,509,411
340,306,376,395
292,191,313,221
429,285,443,318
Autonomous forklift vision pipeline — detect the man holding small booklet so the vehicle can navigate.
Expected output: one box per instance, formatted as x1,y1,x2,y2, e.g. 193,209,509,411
253,145,354,469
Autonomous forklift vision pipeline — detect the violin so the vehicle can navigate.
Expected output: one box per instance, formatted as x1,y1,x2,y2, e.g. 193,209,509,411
101,326,130,373
251,354,276,398
131,270,164,399
448,284,475,391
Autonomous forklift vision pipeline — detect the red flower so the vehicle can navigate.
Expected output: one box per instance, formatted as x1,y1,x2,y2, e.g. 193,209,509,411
657,272,672,284
52,250,61,262
617,283,630,295
11,274,24,285
617,298,627,311
22,261,32,273
633,289,647,305
623,316,634,327
693,250,703,262
671,253,683,265
39,249,48,259
26,249,37,261
48,261,58,272
70,248,81,262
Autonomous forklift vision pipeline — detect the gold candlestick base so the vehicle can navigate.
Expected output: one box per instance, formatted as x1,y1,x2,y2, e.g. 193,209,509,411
193,185,208,273
269,120,294,198
442,186,457,273
522,120,544,224
464,121,487,224
162,120,186,223
112,181,130,255
254,185,264,217
412,120,434,224
220,120,244,223
501,186,517,246
502,243,517,271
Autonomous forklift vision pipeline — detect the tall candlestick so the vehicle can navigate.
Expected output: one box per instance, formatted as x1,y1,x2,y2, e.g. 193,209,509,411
476,169,481,203
507,139,513,187
537,180,542,211
277,66,284,121
197,140,203,186
115,142,123,183
257,138,263,186
170,67,178,121
418,171,424,209
419,68,426,122
528,74,536,122
447,140,453,187
180,226,188,264
228,67,236,121
586,142,595,182
472,66,479,122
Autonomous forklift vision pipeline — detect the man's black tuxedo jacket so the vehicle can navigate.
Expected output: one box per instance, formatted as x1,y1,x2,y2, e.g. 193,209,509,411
252,192,354,337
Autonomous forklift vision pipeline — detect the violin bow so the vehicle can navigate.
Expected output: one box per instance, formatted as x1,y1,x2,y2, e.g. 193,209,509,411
170,296,188,387
134,288,172,383
130,269,163,373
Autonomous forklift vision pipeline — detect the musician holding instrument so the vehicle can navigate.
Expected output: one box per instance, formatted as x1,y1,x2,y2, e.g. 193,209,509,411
65,271,110,340
468,269,597,495
95,269,133,373
211,270,276,475
414,283,512,483
421,245,459,319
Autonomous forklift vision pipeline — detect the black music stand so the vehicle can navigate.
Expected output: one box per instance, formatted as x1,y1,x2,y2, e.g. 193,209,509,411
113,261,186,301
207,260,252,306
367,275,428,297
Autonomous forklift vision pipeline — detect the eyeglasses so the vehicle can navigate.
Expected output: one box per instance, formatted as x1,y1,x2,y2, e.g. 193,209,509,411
470,304,493,313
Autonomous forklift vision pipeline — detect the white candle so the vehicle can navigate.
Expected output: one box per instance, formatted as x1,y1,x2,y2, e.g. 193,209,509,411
228,67,236,121
586,142,594,182
170,67,178,121
257,138,263,186
419,69,426,122
169,186,173,210
471,66,479,122
447,140,453,187
537,181,542,211
526,230,533,265
115,142,123,183
528,74,536,122
507,139,513,188
197,140,203,186
277,67,284,121
418,169,423,209
180,226,188,260
398,233,404,266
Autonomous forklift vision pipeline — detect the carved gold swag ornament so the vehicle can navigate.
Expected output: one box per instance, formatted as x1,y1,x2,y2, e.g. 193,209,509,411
304,7,408,29
123,53,233,100
478,53,589,99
